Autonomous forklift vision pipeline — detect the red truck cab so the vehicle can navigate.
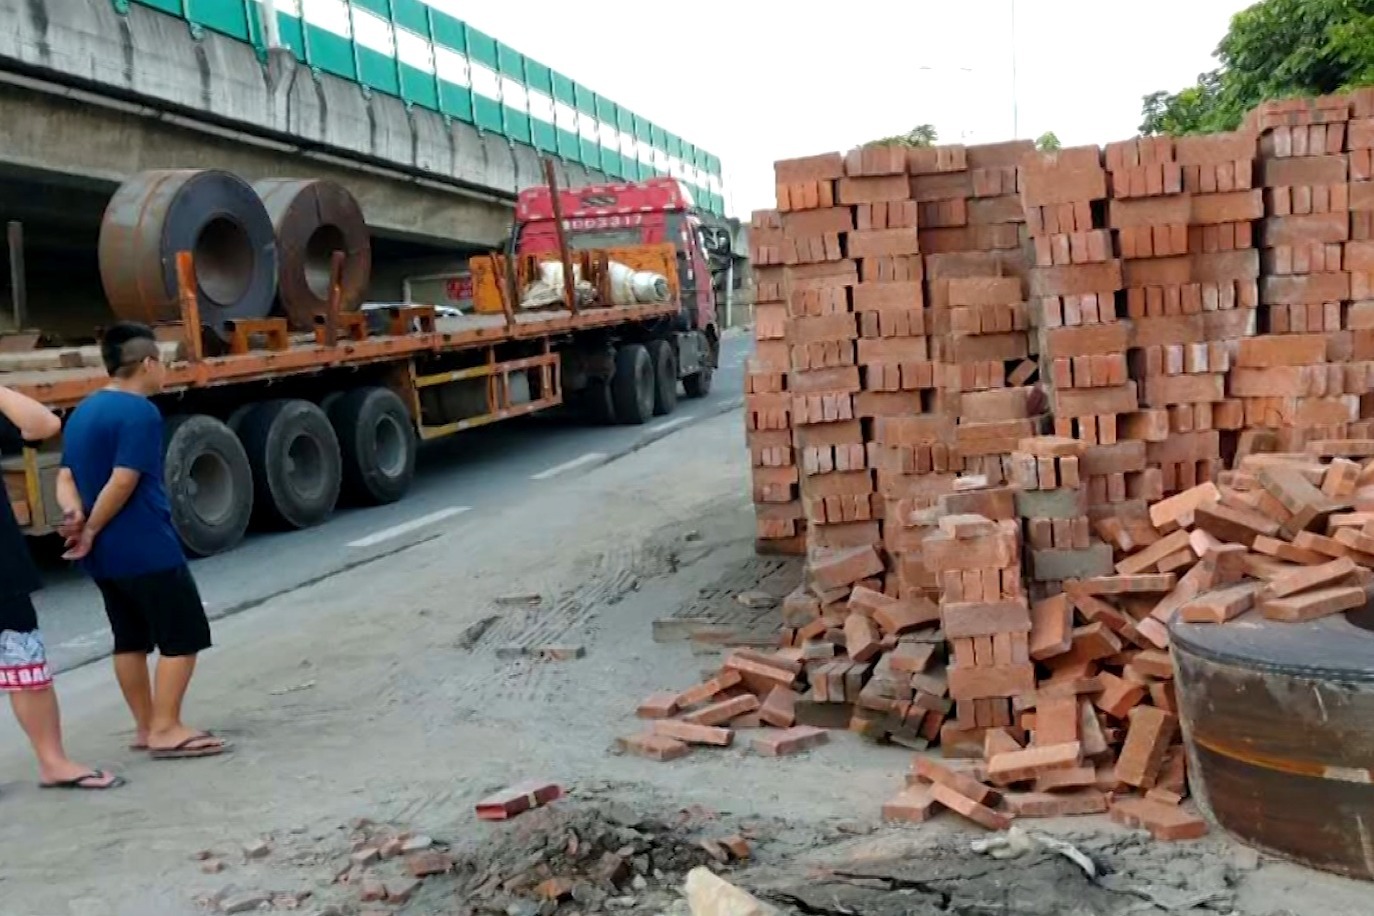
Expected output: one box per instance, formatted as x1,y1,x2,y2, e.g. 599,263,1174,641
514,177,719,337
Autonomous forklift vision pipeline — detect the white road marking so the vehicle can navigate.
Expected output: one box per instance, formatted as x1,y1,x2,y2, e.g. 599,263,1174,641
531,452,607,481
347,507,471,548
649,415,695,433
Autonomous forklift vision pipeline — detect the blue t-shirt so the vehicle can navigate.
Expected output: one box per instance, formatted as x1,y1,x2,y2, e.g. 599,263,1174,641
61,390,184,580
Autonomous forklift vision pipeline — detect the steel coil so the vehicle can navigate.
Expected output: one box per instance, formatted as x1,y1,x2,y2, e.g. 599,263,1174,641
253,179,371,330
99,169,278,335
1172,612,1374,880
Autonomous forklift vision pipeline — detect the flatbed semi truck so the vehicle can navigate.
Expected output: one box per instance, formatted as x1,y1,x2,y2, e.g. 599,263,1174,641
2,173,726,558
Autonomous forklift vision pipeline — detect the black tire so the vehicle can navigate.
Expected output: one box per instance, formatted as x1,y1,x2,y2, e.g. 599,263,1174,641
577,378,617,425
683,365,714,398
238,399,342,530
327,387,416,505
647,338,678,416
611,343,655,425
163,414,253,557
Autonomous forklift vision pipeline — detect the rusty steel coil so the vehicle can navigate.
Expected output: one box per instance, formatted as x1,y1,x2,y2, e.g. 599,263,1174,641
253,179,371,331
1172,611,1374,880
99,170,278,335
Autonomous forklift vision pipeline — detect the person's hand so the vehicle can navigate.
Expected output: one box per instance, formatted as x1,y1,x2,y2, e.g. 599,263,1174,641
62,526,95,561
56,508,84,540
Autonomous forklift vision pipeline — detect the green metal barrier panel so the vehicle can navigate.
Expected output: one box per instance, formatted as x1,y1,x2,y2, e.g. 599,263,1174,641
115,0,726,214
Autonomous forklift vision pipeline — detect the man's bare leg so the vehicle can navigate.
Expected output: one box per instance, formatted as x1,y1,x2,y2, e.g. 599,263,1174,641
10,688,119,787
112,651,154,748
146,654,222,752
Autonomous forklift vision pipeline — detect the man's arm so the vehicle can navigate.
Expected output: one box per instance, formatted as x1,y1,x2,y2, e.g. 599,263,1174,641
0,386,61,444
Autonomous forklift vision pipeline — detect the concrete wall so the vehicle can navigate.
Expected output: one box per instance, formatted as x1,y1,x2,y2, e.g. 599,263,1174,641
0,0,609,247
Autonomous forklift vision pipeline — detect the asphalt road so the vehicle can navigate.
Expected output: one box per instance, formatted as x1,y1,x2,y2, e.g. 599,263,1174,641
29,331,752,673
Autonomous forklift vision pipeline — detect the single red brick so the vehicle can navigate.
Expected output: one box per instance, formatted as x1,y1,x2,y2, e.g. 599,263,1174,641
928,781,1014,830
759,686,801,728
683,694,760,727
652,719,734,747
1115,707,1178,788
1004,789,1108,817
751,725,830,756
637,691,680,719
617,733,690,761
882,785,940,823
987,742,1082,785
913,757,1000,806
1110,797,1208,841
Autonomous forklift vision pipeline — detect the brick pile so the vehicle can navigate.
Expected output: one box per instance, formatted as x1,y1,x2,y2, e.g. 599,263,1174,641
1244,94,1371,449
745,210,804,554
1108,131,1258,502
716,90,1374,841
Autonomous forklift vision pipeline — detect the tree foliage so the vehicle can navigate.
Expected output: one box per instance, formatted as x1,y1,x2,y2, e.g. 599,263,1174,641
1035,131,1062,151
1139,0,1374,135
867,124,938,147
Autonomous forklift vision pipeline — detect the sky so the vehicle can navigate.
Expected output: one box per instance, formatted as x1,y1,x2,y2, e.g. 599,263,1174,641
452,1,1252,217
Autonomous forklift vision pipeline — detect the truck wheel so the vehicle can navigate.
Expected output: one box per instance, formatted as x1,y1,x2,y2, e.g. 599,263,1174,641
647,339,678,416
328,386,416,505
238,399,342,530
683,366,714,398
163,414,253,557
576,378,617,425
611,344,654,425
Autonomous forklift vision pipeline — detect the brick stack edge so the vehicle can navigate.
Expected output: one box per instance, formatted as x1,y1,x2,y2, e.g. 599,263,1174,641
721,90,1374,839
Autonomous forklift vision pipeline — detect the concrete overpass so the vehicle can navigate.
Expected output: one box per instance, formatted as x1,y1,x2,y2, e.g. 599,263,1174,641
0,0,730,334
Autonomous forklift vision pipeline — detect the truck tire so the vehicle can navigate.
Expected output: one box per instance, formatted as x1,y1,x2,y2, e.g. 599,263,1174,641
580,378,617,425
611,344,654,425
683,365,713,398
163,414,253,557
647,339,678,416
328,387,416,505
238,399,342,530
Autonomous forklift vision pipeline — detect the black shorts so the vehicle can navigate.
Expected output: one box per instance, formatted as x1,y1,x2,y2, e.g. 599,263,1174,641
95,565,212,658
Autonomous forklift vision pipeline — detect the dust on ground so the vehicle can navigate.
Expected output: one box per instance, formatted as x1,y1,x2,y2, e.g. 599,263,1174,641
0,412,1365,916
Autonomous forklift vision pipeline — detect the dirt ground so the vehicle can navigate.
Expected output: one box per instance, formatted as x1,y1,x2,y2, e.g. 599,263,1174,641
0,412,1367,916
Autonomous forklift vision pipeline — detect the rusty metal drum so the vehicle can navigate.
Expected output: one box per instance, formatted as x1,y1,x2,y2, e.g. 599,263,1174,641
99,169,278,335
252,179,371,331
1171,610,1374,880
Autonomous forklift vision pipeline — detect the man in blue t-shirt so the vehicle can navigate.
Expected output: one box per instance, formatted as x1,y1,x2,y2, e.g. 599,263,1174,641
58,322,227,760
0,385,122,790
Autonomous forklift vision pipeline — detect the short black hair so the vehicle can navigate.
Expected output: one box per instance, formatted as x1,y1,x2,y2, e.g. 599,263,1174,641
100,321,159,378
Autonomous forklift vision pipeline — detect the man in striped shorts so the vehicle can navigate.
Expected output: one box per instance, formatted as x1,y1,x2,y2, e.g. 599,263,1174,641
1,385,122,790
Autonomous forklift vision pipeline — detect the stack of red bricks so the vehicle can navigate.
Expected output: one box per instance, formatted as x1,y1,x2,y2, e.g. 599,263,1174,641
917,141,1039,489
719,91,1374,842
1106,132,1260,499
745,211,804,554
1242,94,1373,449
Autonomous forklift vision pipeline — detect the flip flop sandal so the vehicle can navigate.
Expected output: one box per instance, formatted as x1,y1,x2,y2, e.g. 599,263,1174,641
149,732,230,760
40,770,126,790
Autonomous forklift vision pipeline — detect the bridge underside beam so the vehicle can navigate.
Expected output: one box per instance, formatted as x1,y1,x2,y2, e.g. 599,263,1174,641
0,78,516,249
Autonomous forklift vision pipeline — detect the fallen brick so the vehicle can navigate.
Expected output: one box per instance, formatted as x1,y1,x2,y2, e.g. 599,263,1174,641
1005,789,1109,817
882,785,940,823
1115,707,1178,789
475,780,563,821
987,742,1082,785
652,720,734,747
759,686,801,728
912,757,1001,807
617,733,691,762
636,691,679,719
752,725,830,756
684,694,761,726
928,781,1013,830
1260,584,1368,621
1110,797,1208,841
